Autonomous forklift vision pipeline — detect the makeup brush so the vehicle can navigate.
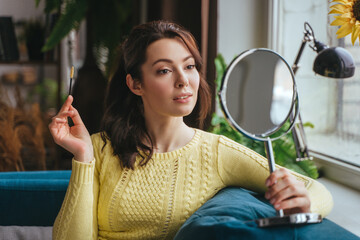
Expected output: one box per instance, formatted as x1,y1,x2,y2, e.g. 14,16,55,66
69,66,74,95
68,66,75,127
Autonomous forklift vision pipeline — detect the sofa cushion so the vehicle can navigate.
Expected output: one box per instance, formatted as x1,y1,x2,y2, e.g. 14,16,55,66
0,170,71,226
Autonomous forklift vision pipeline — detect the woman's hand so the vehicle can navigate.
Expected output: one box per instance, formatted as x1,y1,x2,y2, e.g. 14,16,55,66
265,168,311,215
49,95,94,163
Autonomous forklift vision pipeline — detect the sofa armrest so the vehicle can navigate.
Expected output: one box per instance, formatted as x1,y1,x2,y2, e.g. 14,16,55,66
0,170,71,226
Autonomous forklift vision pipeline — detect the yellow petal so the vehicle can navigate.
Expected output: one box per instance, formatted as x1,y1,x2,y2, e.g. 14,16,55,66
351,23,360,45
329,9,344,14
331,0,351,4
331,0,354,7
330,3,351,13
331,16,350,25
336,22,353,38
341,12,353,19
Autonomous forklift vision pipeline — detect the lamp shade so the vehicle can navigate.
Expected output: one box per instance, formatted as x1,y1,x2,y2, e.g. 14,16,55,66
313,47,355,78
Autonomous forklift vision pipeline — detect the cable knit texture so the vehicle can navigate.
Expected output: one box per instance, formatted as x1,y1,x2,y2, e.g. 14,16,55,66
52,129,333,240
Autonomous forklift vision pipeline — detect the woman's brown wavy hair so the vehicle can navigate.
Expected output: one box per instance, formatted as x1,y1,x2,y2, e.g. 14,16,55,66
100,20,211,169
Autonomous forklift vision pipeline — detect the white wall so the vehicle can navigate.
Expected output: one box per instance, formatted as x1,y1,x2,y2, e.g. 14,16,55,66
0,0,44,20
217,0,269,64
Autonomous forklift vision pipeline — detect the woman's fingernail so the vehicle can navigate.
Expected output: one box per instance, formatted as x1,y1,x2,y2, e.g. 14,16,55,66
266,179,270,187
274,204,280,209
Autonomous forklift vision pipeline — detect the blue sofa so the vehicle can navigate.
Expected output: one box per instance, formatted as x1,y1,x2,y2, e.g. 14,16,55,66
1,171,359,240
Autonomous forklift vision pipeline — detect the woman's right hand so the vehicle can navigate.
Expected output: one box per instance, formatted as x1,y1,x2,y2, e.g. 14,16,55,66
49,95,94,163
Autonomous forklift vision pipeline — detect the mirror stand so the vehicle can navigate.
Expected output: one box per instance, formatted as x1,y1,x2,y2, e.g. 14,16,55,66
256,138,322,227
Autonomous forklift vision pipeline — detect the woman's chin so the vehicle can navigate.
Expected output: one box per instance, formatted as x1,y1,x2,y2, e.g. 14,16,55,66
178,106,196,117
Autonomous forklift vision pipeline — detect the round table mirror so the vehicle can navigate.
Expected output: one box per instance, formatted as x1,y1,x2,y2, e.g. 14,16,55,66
219,48,299,141
218,48,321,227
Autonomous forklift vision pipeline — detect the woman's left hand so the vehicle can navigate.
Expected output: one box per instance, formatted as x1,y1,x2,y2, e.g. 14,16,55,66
265,168,311,215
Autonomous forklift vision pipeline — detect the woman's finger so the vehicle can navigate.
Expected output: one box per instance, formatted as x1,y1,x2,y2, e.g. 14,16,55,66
68,105,85,126
265,176,292,200
273,196,310,212
53,110,74,120
265,169,293,198
53,117,68,124
266,168,289,187
59,95,74,113
269,182,307,206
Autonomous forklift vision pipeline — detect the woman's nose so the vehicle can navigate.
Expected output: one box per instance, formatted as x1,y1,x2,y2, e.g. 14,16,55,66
176,71,189,88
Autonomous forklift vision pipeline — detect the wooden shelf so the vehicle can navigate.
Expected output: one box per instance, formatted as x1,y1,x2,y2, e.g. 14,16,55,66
0,60,59,65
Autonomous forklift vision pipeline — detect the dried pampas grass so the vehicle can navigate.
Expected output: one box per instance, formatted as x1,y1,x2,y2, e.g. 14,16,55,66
0,83,49,171
0,102,23,171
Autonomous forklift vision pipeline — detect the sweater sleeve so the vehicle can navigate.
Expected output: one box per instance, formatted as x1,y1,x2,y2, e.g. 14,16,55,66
217,136,333,217
52,134,102,240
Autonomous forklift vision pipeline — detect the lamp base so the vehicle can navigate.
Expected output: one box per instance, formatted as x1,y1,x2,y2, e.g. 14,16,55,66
256,213,322,227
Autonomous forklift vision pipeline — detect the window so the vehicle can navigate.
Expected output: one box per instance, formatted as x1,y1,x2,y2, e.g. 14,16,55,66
275,0,360,169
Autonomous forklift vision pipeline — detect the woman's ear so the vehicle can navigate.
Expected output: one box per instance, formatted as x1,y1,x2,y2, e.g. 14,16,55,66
126,74,143,96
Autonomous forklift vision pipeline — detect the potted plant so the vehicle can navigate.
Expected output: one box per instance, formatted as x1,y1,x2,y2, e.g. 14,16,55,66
35,0,134,134
36,0,133,78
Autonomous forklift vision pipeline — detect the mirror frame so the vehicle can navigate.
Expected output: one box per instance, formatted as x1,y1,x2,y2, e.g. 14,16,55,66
218,48,299,142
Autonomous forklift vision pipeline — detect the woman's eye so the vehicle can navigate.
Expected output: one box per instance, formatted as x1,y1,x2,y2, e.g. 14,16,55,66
186,65,195,70
158,69,170,74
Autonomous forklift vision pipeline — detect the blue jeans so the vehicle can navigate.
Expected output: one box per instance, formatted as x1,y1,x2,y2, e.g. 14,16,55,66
174,187,359,240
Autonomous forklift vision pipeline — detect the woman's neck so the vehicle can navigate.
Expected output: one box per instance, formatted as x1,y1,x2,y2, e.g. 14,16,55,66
144,117,195,153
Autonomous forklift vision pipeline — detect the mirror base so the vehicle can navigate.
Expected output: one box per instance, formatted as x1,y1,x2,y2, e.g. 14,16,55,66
256,213,322,228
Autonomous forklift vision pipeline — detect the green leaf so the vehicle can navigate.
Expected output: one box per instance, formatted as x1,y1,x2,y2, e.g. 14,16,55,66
42,0,88,51
35,0,62,13
214,54,226,92
85,0,133,78
45,0,62,13
303,122,315,128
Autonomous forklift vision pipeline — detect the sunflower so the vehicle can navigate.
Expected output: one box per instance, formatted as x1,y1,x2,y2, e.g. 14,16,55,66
329,0,360,45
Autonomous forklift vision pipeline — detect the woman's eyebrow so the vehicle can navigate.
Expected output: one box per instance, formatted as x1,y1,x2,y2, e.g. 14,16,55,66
152,55,194,66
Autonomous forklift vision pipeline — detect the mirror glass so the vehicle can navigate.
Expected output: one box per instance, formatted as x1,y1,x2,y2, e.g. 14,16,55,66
220,49,298,140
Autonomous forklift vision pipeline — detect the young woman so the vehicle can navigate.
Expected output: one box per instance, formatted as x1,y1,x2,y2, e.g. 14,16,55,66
49,21,333,240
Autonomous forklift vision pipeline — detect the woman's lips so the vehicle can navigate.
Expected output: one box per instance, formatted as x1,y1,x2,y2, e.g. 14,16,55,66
174,93,193,102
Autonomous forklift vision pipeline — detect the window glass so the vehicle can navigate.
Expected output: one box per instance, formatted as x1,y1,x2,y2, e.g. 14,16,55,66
277,0,360,167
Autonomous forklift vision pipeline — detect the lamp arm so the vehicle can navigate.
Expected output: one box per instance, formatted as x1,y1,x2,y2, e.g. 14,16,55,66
292,39,308,75
292,113,313,161
290,22,315,161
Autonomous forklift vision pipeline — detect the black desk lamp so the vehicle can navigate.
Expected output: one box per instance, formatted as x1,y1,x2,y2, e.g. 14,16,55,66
291,22,355,161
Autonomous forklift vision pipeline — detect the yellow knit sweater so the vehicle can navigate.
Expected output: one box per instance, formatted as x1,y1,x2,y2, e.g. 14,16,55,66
52,129,333,240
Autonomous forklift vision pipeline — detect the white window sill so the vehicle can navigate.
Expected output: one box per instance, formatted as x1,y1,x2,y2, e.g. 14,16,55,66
317,177,360,237
307,133,360,168
312,151,360,237
312,152,360,191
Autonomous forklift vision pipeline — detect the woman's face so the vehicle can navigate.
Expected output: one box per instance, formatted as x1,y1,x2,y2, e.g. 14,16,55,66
138,38,200,121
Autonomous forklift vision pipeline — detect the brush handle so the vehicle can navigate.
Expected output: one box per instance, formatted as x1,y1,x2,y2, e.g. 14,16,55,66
68,66,74,95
